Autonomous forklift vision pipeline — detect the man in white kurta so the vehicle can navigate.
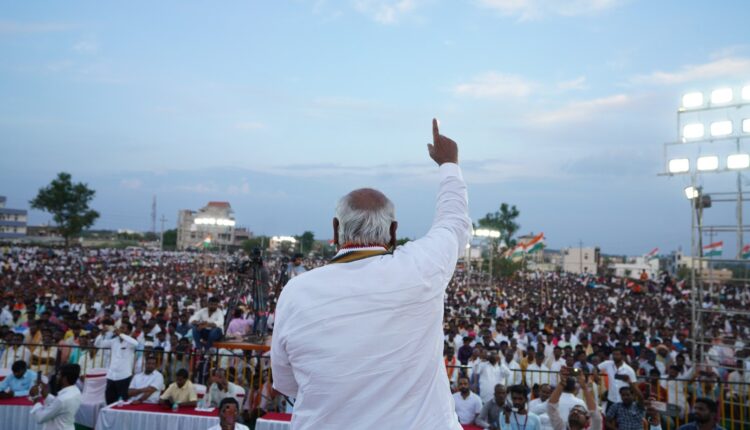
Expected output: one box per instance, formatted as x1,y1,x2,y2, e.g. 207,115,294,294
271,120,472,429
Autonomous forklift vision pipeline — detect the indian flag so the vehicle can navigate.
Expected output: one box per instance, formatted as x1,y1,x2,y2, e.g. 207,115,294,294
644,248,659,259
742,244,750,259
511,244,525,258
703,241,723,257
525,233,545,254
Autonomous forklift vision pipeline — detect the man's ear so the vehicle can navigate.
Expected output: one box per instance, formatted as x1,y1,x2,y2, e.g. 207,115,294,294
333,218,340,250
389,221,398,250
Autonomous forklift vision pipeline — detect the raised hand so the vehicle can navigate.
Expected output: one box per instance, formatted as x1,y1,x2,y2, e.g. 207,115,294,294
427,118,458,166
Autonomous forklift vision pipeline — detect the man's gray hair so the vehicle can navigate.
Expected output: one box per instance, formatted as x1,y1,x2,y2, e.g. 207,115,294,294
335,189,395,246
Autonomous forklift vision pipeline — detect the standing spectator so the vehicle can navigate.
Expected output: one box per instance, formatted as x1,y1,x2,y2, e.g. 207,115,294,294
598,347,637,406
526,351,551,389
675,398,724,430
605,378,645,430
476,384,509,430
499,384,542,430
477,352,511,404
453,376,482,426
99,322,138,404
548,367,602,430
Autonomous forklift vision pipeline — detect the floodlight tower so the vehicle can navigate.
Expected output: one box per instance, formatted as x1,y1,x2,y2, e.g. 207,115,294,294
662,83,750,374
474,228,501,286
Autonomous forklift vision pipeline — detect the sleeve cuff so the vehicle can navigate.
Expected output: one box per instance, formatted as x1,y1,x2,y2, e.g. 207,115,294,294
439,163,462,179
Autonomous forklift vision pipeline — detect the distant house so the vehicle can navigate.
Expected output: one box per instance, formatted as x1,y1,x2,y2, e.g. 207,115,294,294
0,196,27,239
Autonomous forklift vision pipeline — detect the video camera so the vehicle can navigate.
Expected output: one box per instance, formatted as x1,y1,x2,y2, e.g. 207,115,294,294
228,247,263,274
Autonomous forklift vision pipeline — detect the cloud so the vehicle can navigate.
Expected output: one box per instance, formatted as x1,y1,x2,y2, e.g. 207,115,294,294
0,20,73,34
234,121,266,131
119,179,143,190
176,183,219,194
227,179,251,195
630,57,750,85
73,40,99,54
453,72,535,99
478,0,623,20
557,76,588,91
353,0,418,24
530,94,630,124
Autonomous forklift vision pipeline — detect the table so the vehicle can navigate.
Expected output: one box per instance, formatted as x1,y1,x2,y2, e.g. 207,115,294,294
96,403,219,430
0,396,43,430
255,412,485,430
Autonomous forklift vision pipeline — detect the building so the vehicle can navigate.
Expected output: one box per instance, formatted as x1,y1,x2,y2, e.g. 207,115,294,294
176,201,237,250
0,196,27,239
562,246,600,274
611,256,660,280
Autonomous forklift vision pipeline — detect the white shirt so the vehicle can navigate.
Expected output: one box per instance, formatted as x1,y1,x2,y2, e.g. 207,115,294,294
526,362,550,388
556,392,585,424
129,370,165,403
189,308,225,334
529,398,548,415
597,360,636,403
476,361,511,404
98,334,139,381
207,381,245,407
207,424,249,430
453,391,483,425
31,385,82,430
271,163,471,430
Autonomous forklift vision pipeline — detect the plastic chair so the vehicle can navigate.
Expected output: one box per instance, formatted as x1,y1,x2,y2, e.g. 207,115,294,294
75,368,108,429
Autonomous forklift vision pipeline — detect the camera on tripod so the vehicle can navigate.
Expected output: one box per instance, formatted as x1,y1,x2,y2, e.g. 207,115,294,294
229,247,263,274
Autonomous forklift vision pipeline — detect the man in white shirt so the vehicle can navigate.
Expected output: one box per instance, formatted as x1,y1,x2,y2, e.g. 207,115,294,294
97,322,139,404
207,368,245,407
189,297,224,352
207,397,250,430
30,363,82,430
555,376,586,424
597,347,636,405
271,119,472,429
503,350,523,387
477,352,511,404
453,376,482,425
526,352,551,389
128,355,164,404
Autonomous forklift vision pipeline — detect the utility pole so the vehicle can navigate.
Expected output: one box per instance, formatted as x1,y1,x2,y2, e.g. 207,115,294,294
151,195,157,235
579,239,583,274
159,215,167,251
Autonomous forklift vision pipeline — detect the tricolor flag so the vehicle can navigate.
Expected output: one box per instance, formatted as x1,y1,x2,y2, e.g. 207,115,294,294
742,244,750,259
525,233,545,254
644,248,659,259
703,241,723,257
511,244,525,258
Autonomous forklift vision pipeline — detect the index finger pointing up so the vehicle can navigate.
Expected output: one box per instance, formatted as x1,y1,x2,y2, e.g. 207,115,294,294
432,118,440,144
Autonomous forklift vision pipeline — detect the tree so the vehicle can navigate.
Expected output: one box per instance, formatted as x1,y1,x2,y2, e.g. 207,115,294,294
299,231,315,254
477,203,521,246
242,236,270,254
162,229,177,249
30,172,100,248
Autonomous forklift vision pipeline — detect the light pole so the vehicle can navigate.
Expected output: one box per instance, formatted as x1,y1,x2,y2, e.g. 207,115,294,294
474,228,501,286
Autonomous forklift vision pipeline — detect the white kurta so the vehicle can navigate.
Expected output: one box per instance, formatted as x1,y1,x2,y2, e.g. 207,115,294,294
271,163,472,430
477,362,511,404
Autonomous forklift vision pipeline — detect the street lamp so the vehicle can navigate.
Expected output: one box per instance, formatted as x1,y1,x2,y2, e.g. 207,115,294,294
474,228,501,286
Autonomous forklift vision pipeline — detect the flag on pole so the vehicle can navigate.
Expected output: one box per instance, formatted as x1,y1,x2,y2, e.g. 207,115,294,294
741,244,750,259
703,241,723,257
525,233,545,254
644,248,659,259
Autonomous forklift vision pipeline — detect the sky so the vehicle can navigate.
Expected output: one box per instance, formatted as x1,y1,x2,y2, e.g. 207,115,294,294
1,0,750,255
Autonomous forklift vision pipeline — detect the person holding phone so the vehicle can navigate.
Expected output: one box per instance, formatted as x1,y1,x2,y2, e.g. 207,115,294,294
597,347,637,408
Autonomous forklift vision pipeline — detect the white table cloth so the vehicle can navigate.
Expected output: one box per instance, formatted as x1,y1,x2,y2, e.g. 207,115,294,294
96,404,219,430
0,401,43,430
256,417,292,430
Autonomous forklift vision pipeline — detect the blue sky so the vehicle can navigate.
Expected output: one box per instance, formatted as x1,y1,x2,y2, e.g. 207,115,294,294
1,1,749,254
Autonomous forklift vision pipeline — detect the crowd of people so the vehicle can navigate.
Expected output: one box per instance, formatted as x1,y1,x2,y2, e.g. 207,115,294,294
0,245,748,429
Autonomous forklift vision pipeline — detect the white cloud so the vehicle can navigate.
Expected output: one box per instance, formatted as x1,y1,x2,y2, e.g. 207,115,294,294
630,57,750,85
234,121,265,131
530,94,630,124
557,76,588,91
0,20,73,34
176,183,219,194
453,72,535,99
73,40,99,54
120,179,143,190
478,0,622,20
227,179,251,195
353,0,417,24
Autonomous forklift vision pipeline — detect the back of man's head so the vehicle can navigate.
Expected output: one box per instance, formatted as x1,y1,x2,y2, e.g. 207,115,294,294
335,188,395,246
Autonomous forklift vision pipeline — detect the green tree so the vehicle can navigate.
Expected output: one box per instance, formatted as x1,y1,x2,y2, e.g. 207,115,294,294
477,203,521,246
241,236,270,254
30,172,100,248
162,229,177,249
396,237,411,246
299,231,315,254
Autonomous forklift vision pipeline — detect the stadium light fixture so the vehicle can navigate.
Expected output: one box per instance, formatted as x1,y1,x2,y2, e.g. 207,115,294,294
710,120,732,137
681,92,704,109
682,123,705,139
696,156,719,171
668,158,690,174
743,118,750,133
727,154,750,170
194,217,236,226
684,186,699,199
710,88,733,104
474,229,501,238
